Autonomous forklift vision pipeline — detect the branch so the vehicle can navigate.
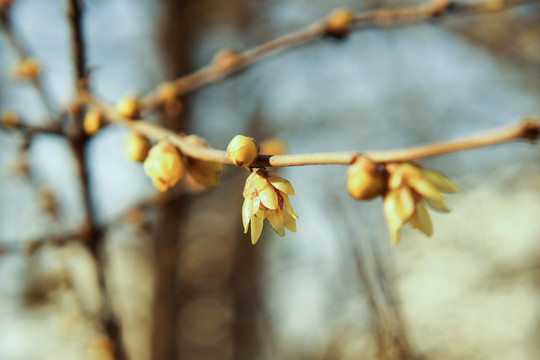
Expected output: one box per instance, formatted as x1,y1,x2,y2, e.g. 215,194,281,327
65,1,128,359
139,0,537,109
66,0,88,93
93,93,540,167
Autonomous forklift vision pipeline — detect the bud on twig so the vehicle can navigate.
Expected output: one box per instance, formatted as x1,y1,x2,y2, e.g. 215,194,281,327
116,96,141,119
347,157,386,200
227,135,259,167
124,132,151,163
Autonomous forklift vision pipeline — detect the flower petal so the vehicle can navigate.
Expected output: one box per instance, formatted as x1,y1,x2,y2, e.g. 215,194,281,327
250,211,265,244
409,201,433,237
283,208,297,232
424,197,451,213
266,209,285,236
252,197,261,214
422,169,458,193
251,178,268,192
242,198,252,233
408,174,445,202
282,194,299,220
259,185,278,209
383,188,415,245
268,176,295,196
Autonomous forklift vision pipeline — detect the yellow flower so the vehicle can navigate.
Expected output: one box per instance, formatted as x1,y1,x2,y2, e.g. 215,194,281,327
242,169,298,244
143,140,185,192
184,135,223,186
383,163,457,245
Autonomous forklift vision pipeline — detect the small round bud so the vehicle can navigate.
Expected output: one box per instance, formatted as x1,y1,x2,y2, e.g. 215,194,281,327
1,111,20,127
116,96,141,119
326,8,354,38
124,132,151,162
347,157,386,200
260,138,286,155
83,109,104,135
227,135,259,167
213,48,244,72
143,140,185,192
11,58,40,79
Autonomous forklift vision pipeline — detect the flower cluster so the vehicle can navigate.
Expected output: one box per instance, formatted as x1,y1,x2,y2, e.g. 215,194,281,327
383,163,457,244
242,169,298,244
347,158,457,244
183,135,223,187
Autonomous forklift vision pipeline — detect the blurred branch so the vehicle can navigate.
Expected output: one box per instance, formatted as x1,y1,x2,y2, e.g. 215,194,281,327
65,1,128,359
139,0,537,109
66,0,88,93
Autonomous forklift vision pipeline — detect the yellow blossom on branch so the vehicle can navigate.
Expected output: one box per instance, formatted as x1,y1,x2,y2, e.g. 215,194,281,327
242,169,298,244
383,163,457,245
184,134,223,186
143,140,184,192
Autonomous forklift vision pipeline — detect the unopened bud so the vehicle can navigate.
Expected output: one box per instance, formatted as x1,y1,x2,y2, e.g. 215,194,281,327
143,141,185,192
116,96,141,119
227,135,259,167
326,8,354,38
83,109,104,135
124,132,151,162
12,58,40,79
347,157,386,200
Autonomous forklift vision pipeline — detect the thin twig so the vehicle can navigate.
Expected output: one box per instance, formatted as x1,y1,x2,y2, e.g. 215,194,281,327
139,0,537,109
94,95,540,167
66,1,127,359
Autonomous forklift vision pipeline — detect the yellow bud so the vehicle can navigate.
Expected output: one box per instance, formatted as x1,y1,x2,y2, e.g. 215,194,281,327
260,138,286,155
227,135,259,167
326,8,354,37
347,157,386,200
1,111,20,127
116,96,140,119
83,109,104,135
143,141,185,192
124,132,151,162
12,58,40,79
213,48,244,72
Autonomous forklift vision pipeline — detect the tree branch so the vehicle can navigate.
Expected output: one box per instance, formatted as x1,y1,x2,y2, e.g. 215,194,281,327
139,0,537,109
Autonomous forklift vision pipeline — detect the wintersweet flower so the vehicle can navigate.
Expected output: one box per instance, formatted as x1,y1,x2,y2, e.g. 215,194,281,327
143,140,185,192
383,163,457,245
242,169,298,244
184,135,223,186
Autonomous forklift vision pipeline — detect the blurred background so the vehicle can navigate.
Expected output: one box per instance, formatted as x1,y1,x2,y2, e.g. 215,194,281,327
1,0,539,359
